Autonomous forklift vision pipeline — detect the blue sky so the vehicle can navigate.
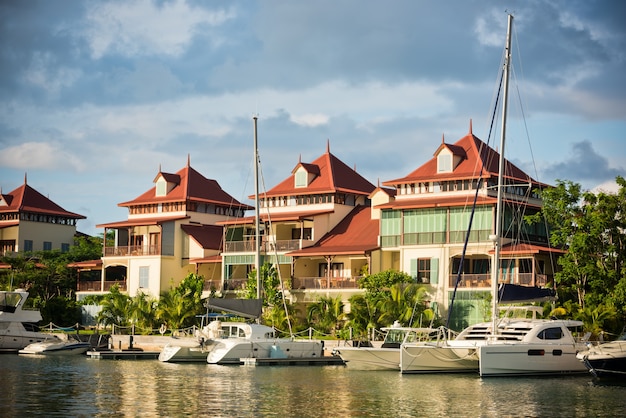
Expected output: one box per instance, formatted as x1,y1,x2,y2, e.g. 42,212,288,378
1,0,624,236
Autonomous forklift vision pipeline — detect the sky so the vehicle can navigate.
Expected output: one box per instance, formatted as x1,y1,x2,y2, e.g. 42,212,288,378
1,0,625,237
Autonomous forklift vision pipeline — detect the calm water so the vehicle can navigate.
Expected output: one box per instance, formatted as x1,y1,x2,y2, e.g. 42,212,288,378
1,355,625,417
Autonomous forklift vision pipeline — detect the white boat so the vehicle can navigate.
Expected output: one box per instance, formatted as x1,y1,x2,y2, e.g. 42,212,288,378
334,322,438,371
0,289,54,352
474,14,588,377
19,333,91,356
159,315,222,363
576,332,626,378
206,320,323,364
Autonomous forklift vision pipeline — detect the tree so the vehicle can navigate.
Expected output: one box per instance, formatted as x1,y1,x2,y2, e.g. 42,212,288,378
306,296,345,335
156,273,205,331
96,285,132,328
377,283,430,327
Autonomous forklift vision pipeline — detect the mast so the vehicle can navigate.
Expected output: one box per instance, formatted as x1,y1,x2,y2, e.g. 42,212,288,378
253,115,261,300
491,13,513,335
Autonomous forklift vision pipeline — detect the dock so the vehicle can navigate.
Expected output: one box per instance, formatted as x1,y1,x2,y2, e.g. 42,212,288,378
242,356,345,366
86,349,160,360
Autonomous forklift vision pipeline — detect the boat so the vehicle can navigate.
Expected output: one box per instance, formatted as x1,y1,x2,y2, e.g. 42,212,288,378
159,313,227,363
333,322,439,371
0,289,55,352
18,333,91,355
472,14,588,376
202,116,323,365
205,319,323,364
576,332,626,378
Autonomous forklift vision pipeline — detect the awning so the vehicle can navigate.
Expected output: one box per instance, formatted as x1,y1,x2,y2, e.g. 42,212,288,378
97,215,189,228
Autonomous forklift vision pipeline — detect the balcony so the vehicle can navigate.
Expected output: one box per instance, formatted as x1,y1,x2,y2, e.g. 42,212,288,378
103,245,161,257
223,239,310,253
77,280,127,292
447,273,550,288
291,276,361,290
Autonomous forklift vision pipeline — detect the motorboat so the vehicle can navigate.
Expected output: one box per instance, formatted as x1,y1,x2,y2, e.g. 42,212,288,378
478,317,588,376
205,320,323,364
576,332,626,378
19,333,91,355
334,322,438,371
0,289,53,352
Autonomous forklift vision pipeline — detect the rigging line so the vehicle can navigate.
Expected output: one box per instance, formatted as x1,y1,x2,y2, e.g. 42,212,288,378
257,153,294,337
445,68,504,329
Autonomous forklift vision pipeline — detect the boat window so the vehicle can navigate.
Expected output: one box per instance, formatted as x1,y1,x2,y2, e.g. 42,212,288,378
537,327,563,340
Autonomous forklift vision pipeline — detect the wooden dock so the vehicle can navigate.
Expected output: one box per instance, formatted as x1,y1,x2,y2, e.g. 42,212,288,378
86,350,160,360
242,356,345,366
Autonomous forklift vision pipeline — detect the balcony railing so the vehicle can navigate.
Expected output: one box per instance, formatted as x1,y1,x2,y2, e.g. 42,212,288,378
448,273,551,288
291,276,361,290
203,280,223,292
223,239,308,253
103,245,161,257
77,280,127,292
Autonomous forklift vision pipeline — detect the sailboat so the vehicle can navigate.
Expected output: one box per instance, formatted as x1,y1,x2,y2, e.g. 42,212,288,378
200,116,323,364
402,14,588,376
473,15,587,377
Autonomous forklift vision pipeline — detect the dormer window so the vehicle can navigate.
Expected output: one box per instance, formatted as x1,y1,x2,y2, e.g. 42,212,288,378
438,152,452,173
156,178,167,196
295,169,307,188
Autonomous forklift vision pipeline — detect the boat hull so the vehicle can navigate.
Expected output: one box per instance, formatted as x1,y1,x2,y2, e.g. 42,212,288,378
576,340,626,377
159,341,213,363
19,341,91,355
335,347,400,371
207,339,323,364
479,343,588,376
400,343,479,374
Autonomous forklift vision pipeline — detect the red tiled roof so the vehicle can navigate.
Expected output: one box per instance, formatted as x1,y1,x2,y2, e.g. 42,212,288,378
181,224,223,250
383,132,546,187
287,206,379,256
97,215,189,228
119,164,252,210
255,147,376,198
0,182,85,219
217,209,334,226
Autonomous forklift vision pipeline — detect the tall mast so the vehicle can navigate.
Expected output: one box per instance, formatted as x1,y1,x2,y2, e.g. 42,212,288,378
491,13,513,335
253,115,261,300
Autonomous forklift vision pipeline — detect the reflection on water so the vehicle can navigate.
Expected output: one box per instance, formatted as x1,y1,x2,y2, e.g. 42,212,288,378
1,355,625,417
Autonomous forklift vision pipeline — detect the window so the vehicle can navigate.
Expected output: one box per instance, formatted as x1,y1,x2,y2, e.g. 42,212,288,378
410,258,438,284
24,240,33,252
156,178,167,196
295,170,307,187
61,243,70,252
438,153,452,173
43,241,52,251
292,228,312,240
538,327,564,340
139,266,149,288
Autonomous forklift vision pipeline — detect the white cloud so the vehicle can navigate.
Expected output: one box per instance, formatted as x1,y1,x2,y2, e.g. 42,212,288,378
83,0,235,59
23,51,82,93
0,142,86,171
290,113,329,127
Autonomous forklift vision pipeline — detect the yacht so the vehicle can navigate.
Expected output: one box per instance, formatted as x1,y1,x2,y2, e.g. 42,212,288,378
19,333,91,356
576,332,626,378
205,320,323,364
334,322,438,371
0,289,52,352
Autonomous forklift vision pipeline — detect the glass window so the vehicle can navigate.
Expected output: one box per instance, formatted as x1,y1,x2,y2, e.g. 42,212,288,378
438,154,452,172
295,170,307,187
24,240,33,252
43,241,52,251
538,327,563,340
139,266,149,288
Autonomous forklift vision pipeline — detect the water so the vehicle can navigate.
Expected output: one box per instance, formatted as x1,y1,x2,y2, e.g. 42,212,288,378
1,355,625,417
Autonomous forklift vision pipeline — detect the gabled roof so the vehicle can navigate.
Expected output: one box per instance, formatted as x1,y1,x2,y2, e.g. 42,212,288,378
119,164,252,210
255,144,376,198
287,206,379,256
181,224,223,251
383,129,544,187
0,181,85,219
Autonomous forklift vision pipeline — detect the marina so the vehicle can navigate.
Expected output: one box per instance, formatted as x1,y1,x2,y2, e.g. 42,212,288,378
1,354,624,417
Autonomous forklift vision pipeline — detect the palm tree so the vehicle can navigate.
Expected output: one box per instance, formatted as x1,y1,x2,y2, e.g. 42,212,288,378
306,296,345,335
377,283,429,327
129,291,158,333
96,285,132,329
